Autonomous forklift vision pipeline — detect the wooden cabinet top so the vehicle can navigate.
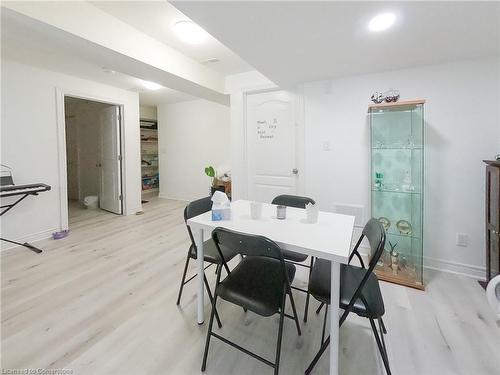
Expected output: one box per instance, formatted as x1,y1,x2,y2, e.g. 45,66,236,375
368,99,425,109
484,160,500,167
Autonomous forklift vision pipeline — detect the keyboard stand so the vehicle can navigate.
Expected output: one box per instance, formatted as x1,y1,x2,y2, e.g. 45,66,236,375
1,183,51,253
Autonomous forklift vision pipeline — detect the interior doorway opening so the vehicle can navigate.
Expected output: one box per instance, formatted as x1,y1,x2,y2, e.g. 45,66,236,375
140,105,159,202
64,96,123,223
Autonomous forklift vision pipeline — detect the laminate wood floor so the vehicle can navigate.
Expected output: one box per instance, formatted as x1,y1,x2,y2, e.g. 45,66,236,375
2,197,499,375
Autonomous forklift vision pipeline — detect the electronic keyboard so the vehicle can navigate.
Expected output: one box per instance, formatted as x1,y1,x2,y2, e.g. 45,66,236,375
0,183,51,198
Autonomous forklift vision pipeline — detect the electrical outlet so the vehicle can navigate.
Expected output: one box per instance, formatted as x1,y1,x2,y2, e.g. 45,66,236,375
456,233,468,247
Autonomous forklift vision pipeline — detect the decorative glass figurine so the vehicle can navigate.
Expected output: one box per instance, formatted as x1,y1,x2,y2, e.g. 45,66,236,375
369,99,425,290
374,172,384,190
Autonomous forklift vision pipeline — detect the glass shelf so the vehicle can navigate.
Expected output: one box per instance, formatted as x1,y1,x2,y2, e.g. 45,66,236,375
372,147,423,150
372,188,421,195
386,231,419,240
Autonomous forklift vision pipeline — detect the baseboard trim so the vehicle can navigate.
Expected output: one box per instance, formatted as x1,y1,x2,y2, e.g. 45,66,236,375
0,228,56,251
424,256,486,281
357,245,486,281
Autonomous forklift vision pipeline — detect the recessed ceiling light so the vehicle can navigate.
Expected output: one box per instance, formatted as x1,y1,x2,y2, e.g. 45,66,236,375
140,80,163,91
368,13,396,32
173,20,208,44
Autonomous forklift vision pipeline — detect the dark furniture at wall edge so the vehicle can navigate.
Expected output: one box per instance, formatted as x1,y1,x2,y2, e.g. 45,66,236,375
484,160,500,287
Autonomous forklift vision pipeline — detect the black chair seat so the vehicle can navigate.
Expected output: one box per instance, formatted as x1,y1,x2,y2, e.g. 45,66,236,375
217,256,296,317
309,259,385,318
282,249,308,262
189,239,238,264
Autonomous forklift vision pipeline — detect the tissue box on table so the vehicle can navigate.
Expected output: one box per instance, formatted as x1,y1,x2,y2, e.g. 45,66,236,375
211,190,231,221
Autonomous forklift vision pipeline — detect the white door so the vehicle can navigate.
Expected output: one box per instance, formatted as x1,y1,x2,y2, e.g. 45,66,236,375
99,105,122,214
246,90,298,203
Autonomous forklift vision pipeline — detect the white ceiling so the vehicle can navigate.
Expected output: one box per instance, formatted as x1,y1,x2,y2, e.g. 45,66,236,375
1,7,196,106
174,1,500,87
90,1,253,76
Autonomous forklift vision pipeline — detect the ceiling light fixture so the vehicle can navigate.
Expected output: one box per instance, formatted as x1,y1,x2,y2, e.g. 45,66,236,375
173,20,208,44
368,13,396,32
140,80,163,91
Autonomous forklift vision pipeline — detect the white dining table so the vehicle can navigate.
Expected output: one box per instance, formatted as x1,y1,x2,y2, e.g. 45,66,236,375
187,199,355,375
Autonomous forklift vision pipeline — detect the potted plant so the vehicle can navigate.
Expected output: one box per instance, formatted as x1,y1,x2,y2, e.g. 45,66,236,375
388,240,399,275
205,165,225,196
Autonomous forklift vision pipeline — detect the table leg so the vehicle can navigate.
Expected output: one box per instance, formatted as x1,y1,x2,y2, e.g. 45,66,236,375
330,261,340,375
194,228,205,324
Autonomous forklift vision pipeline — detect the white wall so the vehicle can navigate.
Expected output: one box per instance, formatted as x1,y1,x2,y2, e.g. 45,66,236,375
157,99,230,201
303,57,499,278
1,61,142,248
139,105,157,121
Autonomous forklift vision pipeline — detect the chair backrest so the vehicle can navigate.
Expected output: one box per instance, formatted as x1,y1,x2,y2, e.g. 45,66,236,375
363,218,386,270
184,196,212,247
341,218,386,323
271,194,316,209
212,227,284,261
212,227,293,296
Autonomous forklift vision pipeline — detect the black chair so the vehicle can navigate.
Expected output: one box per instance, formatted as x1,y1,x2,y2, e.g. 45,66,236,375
271,194,316,322
304,218,391,375
202,227,302,375
176,197,238,328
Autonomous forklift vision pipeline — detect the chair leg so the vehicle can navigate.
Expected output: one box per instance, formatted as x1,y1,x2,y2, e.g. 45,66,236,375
201,292,219,372
321,304,328,346
378,318,387,352
315,302,324,315
303,291,310,322
222,261,231,275
304,336,330,375
378,318,390,373
369,318,392,375
380,316,387,334
203,273,222,329
287,287,302,336
303,256,314,322
176,253,191,305
274,291,287,375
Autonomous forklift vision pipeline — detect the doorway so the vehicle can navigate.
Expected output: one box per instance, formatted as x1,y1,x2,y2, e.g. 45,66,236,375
64,96,123,222
245,90,300,202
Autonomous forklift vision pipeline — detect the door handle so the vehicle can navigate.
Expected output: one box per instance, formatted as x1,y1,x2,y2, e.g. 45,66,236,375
292,168,299,175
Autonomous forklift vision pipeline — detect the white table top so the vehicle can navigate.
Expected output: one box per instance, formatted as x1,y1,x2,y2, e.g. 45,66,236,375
187,200,355,263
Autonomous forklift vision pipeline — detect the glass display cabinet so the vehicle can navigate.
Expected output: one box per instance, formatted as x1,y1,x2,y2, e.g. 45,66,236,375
369,99,425,290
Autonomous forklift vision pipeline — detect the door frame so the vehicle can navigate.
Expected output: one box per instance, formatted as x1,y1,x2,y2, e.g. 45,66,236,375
55,88,124,230
242,87,306,200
